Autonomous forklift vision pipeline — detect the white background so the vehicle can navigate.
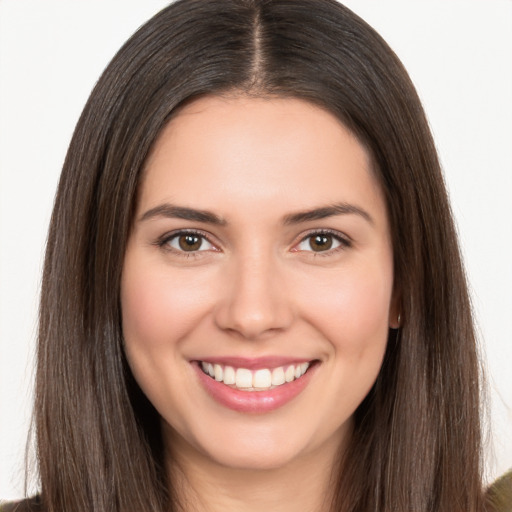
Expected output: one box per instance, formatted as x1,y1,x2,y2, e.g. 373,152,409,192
1,0,511,500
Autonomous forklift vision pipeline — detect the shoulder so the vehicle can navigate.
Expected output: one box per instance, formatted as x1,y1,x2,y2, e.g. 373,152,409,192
0,496,43,512
486,471,512,512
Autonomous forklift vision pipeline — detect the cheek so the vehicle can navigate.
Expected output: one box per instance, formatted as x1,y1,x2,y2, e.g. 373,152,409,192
119,256,219,423
301,262,393,416
299,260,393,353
120,258,213,352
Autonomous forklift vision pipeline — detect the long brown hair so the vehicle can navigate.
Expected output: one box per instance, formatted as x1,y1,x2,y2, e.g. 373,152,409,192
35,1,485,510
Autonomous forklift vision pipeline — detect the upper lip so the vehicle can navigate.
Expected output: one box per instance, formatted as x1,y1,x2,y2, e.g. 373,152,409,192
193,356,316,370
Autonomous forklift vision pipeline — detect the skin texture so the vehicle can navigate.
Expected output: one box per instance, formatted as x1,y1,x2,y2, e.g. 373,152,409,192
121,96,398,511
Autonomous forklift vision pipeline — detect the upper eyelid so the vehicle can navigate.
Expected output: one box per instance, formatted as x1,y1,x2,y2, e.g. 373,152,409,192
160,228,212,239
296,228,352,244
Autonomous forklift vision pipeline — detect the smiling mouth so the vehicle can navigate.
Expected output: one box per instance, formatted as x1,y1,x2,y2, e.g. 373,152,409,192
199,361,313,391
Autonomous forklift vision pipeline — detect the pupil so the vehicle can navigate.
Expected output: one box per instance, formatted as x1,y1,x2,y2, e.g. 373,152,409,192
311,234,332,251
179,234,201,251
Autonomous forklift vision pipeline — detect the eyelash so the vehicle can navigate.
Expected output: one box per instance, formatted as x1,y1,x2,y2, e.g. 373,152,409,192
157,229,218,258
294,229,352,256
156,228,352,257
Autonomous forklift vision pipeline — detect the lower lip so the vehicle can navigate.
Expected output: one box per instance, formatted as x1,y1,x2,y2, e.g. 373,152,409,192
193,362,317,413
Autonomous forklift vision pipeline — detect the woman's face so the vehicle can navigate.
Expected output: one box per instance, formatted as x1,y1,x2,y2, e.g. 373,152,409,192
121,96,397,471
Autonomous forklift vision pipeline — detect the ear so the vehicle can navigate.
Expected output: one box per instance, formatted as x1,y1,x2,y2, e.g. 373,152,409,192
388,286,401,329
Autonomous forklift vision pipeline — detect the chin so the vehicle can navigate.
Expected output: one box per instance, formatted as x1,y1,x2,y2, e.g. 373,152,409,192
167,414,349,475
205,445,305,472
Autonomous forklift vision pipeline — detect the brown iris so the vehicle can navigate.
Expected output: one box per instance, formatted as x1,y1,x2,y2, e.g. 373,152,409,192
178,234,202,251
309,234,333,251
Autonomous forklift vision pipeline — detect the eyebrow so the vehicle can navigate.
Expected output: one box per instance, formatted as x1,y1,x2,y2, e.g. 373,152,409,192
138,204,226,225
283,203,374,225
138,201,373,226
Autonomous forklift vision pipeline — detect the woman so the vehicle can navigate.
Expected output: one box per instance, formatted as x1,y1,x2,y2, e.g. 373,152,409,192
1,0,506,510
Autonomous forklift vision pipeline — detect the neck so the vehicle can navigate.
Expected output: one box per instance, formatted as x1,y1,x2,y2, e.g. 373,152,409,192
164,428,346,512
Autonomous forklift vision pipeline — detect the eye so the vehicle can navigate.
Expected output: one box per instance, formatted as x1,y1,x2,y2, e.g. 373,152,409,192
163,231,216,252
295,231,349,253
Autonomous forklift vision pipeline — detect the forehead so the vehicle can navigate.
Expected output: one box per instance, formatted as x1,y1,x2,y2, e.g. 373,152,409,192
139,95,386,225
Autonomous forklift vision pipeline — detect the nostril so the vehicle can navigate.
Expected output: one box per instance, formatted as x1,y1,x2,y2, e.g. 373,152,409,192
214,304,293,340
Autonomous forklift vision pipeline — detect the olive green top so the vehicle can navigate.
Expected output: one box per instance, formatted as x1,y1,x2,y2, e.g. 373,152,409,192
485,471,512,512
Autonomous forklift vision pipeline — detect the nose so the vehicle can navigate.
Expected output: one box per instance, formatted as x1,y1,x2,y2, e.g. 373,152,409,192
214,253,294,340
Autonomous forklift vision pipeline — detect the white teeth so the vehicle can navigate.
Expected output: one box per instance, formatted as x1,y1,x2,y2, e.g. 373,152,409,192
253,369,272,389
271,367,285,386
214,364,223,381
200,361,312,390
235,368,253,388
223,366,236,385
